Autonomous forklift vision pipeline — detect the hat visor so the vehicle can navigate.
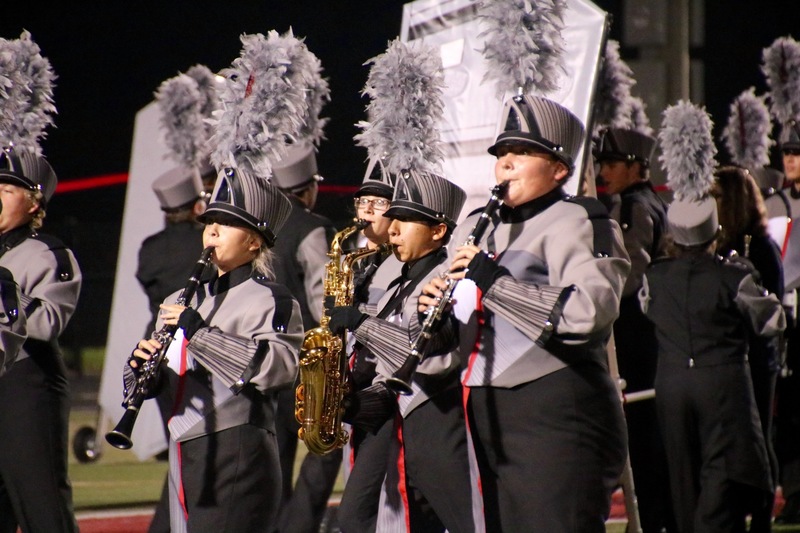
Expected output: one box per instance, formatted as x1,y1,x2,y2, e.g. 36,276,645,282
488,132,574,171
355,183,393,199
199,203,278,247
384,202,454,229
0,170,35,190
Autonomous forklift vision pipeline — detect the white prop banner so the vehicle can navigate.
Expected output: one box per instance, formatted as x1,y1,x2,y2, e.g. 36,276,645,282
99,102,179,460
401,0,608,216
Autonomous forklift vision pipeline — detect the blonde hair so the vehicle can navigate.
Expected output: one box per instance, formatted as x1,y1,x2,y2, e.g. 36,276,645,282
24,189,45,230
251,236,275,279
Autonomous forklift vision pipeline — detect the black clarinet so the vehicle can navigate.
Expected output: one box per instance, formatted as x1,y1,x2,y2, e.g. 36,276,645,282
106,246,214,449
386,181,508,395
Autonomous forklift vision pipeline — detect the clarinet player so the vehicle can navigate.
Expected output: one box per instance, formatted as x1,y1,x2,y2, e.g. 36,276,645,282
420,95,631,532
127,171,303,533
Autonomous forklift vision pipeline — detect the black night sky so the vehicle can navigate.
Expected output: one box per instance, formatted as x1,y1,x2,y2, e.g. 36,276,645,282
1,0,797,348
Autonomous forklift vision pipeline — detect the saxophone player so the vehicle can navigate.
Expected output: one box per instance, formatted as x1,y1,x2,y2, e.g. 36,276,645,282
328,170,479,533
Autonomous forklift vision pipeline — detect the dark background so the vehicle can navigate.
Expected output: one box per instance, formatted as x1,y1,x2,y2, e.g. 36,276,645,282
1,1,796,357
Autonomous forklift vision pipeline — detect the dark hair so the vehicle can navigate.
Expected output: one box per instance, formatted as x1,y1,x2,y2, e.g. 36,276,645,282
713,166,768,255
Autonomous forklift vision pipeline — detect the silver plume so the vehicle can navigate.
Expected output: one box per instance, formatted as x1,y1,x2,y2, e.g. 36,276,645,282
762,36,800,127
659,100,717,202
354,38,445,176
0,31,57,155
478,0,567,97
209,30,311,179
721,88,773,169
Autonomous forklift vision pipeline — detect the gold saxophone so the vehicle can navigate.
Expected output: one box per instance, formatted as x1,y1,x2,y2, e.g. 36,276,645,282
295,220,391,455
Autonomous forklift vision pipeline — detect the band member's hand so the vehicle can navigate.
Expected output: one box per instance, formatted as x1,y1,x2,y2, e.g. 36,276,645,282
177,307,206,340
159,304,187,326
130,338,162,369
448,244,482,281
327,305,367,334
465,250,511,294
418,276,450,314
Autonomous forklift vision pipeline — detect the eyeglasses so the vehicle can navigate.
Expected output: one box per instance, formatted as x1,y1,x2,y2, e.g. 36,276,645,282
354,197,390,211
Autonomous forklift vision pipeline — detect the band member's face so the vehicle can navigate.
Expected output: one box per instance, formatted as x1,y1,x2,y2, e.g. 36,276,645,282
0,184,37,234
784,151,800,182
202,222,261,274
387,218,445,263
599,160,640,195
494,144,568,207
355,195,392,244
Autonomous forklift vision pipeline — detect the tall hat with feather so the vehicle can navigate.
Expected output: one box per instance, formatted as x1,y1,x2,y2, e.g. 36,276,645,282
0,31,58,206
356,38,466,228
479,0,584,176
152,64,220,209
271,31,330,193
720,87,782,190
762,36,800,152
659,101,719,246
201,30,314,247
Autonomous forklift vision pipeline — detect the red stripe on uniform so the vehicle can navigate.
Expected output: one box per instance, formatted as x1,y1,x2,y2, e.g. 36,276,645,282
394,413,411,532
462,286,485,502
169,338,191,520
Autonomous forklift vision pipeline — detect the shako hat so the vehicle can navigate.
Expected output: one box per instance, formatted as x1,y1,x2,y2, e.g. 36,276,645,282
355,158,395,200
198,168,292,247
659,101,719,247
384,169,466,229
779,121,800,152
0,146,57,205
488,95,585,174
594,128,657,167
151,167,203,211
270,141,321,193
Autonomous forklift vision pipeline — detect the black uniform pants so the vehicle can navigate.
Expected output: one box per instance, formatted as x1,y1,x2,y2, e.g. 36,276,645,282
401,385,476,533
338,416,395,533
0,356,78,533
178,424,281,533
467,363,627,533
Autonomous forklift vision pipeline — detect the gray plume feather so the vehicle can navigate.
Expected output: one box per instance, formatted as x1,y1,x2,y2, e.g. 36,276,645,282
210,30,311,179
281,30,329,145
659,100,717,202
184,64,220,144
354,38,445,176
721,88,773,169
0,31,57,155
762,36,800,126
155,72,209,169
628,96,653,136
478,0,567,97
594,40,635,132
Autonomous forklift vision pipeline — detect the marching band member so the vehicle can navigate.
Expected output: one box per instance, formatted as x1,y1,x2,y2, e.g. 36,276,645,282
421,95,631,532
0,32,80,533
330,39,480,533
642,101,783,532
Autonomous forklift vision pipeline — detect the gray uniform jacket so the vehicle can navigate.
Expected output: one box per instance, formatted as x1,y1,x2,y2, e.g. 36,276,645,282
456,189,630,388
125,266,303,442
353,248,460,417
0,227,81,365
